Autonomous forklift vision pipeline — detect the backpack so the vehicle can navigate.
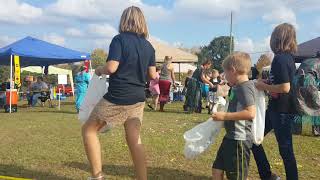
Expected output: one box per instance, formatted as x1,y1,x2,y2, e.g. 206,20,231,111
292,58,320,116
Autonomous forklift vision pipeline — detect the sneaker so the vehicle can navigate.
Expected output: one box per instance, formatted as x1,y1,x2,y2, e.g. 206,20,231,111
269,173,281,180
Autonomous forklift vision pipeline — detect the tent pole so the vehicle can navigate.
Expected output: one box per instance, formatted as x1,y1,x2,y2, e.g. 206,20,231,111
58,88,61,110
179,63,181,81
9,55,13,113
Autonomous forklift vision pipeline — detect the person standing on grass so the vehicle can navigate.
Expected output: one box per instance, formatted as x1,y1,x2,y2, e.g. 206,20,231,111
148,66,161,111
82,6,156,180
183,60,214,113
75,66,90,113
212,52,256,180
252,23,299,180
159,56,176,112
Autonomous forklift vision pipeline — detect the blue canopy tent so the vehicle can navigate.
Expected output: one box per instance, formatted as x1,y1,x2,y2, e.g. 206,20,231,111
0,36,90,66
0,36,91,113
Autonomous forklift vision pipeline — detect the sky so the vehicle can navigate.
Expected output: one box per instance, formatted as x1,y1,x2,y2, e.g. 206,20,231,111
0,0,319,62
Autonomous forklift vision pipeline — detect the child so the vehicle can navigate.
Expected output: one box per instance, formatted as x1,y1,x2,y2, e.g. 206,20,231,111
82,6,156,180
148,66,161,110
252,23,298,180
212,52,256,180
207,69,221,114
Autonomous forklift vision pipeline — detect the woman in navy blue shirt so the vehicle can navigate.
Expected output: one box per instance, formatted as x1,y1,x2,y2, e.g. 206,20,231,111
253,23,298,180
82,6,156,180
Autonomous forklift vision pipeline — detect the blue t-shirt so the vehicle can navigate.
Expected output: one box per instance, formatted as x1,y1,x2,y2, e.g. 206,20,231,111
103,32,156,105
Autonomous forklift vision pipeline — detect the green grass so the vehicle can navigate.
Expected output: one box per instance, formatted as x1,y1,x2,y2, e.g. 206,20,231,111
0,101,319,180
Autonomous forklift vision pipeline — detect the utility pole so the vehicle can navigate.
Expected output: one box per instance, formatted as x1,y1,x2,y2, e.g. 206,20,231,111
229,11,233,54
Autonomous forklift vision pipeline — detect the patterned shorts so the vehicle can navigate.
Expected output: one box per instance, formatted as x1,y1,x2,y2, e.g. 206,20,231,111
89,99,145,127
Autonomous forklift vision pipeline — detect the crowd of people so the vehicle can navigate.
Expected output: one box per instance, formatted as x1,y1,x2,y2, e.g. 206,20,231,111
79,6,314,180
2,5,318,180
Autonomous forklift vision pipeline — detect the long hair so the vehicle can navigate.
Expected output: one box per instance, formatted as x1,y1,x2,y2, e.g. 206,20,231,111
270,23,297,54
119,6,149,38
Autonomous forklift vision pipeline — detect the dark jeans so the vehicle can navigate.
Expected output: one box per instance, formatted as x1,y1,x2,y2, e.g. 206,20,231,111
251,109,298,180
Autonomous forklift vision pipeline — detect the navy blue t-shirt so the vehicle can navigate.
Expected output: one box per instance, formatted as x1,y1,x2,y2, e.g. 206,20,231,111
268,53,296,113
103,32,156,105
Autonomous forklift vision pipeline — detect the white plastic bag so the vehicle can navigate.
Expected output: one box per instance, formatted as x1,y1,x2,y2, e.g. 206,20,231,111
252,89,266,145
78,74,108,124
183,97,226,159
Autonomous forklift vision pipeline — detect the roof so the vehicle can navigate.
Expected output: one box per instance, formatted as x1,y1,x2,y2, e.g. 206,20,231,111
0,36,90,67
297,37,320,57
148,38,198,63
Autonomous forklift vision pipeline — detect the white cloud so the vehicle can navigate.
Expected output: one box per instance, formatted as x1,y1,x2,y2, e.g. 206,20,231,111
0,0,42,24
235,36,271,53
46,0,169,22
235,38,254,52
0,36,16,47
172,0,299,27
235,36,272,62
87,24,118,38
65,28,84,37
262,6,298,28
42,33,65,46
174,0,240,19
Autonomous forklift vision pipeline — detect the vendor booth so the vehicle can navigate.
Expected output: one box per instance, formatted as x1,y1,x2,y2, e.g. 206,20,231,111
0,36,90,113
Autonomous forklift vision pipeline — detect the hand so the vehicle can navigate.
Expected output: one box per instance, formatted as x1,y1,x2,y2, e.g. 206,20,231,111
95,66,103,76
212,112,226,121
255,80,266,91
172,82,177,88
209,83,215,88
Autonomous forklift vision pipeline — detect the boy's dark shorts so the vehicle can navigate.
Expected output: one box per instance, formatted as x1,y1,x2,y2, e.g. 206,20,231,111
212,137,252,180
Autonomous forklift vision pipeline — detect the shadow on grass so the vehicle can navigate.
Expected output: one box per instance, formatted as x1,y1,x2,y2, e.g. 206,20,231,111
0,164,72,180
144,108,188,115
38,110,77,115
65,162,210,180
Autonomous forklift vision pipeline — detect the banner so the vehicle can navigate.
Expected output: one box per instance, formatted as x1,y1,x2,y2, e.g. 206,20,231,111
14,55,21,87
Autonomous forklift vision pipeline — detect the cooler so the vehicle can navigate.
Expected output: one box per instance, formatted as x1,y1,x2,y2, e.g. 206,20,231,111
5,89,18,113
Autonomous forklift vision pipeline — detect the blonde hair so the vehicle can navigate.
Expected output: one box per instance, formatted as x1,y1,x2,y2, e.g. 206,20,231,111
164,56,173,63
257,54,271,70
119,6,149,38
212,69,219,74
222,52,252,75
270,23,297,54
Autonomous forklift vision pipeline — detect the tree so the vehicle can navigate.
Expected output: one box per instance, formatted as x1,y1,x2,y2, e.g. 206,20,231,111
91,48,107,69
0,66,10,82
197,36,234,72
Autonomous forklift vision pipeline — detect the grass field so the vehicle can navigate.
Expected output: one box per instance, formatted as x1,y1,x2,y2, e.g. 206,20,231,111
0,101,319,180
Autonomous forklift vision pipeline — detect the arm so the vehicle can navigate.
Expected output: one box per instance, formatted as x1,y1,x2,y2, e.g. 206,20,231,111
212,105,256,121
255,80,290,93
148,66,157,80
201,73,214,87
102,60,119,75
256,55,292,93
169,64,176,84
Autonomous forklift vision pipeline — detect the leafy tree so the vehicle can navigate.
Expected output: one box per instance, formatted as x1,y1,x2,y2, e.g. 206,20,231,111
0,66,10,82
197,36,234,72
91,48,107,69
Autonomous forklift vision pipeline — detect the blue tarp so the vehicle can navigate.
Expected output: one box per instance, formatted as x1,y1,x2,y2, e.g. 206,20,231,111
0,36,90,67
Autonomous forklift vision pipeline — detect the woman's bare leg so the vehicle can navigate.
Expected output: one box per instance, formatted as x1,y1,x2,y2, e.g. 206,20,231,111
82,119,106,177
124,118,147,180
154,95,159,110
